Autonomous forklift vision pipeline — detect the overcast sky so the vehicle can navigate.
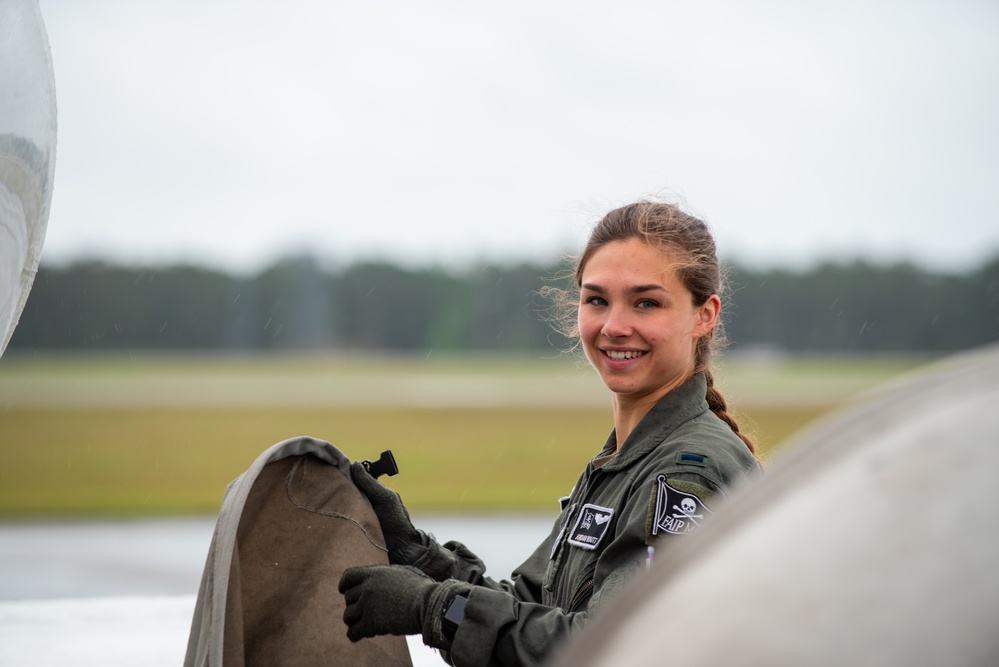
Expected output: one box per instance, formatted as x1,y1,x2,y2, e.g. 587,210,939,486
33,0,999,274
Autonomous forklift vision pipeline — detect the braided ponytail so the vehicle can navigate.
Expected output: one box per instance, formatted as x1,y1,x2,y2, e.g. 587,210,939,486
704,370,756,455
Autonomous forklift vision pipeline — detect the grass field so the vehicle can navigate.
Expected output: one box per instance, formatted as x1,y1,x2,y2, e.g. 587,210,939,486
0,351,930,516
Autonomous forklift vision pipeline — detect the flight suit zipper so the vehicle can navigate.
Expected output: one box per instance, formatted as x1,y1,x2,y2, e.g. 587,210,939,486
567,578,594,613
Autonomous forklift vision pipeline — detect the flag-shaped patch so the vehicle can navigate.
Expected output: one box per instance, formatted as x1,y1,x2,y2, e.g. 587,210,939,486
649,475,712,538
567,503,615,550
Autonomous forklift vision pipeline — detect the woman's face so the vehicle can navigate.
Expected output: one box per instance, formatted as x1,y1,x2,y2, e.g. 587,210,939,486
577,238,720,405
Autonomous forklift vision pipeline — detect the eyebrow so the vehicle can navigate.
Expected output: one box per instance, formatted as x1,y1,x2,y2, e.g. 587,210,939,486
580,283,666,294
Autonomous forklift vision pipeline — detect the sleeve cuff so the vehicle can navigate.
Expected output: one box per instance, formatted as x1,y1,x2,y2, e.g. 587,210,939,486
422,580,473,652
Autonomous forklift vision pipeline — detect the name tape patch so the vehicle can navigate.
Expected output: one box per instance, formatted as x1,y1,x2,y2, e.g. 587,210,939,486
567,503,615,551
650,475,712,538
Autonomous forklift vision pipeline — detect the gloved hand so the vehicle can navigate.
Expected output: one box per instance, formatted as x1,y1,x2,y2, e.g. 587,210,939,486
350,461,430,566
351,461,483,583
350,463,456,581
338,564,457,646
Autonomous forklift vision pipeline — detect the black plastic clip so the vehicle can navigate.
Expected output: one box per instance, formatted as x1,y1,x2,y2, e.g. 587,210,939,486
362,450,399,479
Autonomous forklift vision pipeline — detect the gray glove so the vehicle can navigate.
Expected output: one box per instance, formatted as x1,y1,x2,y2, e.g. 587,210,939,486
338,564,462,648
351,461,458,580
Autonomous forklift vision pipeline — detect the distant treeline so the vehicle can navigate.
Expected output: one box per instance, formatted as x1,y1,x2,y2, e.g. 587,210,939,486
10,254,999,353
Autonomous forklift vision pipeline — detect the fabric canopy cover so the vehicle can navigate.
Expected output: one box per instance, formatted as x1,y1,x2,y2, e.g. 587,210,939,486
185,437,413,667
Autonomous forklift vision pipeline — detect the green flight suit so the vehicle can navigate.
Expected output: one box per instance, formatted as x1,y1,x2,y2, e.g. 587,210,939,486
435,373,760,666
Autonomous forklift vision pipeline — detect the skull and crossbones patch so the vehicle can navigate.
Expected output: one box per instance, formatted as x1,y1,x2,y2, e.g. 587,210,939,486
649,475,712,538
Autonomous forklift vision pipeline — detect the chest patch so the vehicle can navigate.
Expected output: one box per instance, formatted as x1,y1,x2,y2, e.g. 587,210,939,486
567,503,615,550
649,475,712,538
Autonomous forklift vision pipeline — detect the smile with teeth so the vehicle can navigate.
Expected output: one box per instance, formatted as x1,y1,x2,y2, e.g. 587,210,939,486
605,350,646,361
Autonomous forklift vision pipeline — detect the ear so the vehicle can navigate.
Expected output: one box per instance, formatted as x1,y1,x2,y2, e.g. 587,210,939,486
693,294,721,338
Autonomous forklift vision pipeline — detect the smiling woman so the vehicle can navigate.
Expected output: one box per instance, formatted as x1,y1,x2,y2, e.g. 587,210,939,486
334,201,761,666
577,238,721,445
550,200,757,455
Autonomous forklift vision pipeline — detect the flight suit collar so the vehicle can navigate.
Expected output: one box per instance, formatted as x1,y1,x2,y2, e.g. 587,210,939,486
595,373,709,471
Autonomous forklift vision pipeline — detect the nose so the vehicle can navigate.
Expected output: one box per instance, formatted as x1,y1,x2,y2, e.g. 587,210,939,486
601,304,633,339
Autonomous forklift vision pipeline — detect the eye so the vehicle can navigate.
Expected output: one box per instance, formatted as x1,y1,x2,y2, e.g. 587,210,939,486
583,295,607,307
636,299,659,309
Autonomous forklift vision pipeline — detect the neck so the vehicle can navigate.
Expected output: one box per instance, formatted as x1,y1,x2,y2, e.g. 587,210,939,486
611,374,690,450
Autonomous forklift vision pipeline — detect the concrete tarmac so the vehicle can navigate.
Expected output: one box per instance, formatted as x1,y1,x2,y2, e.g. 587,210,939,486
0,514,556,666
